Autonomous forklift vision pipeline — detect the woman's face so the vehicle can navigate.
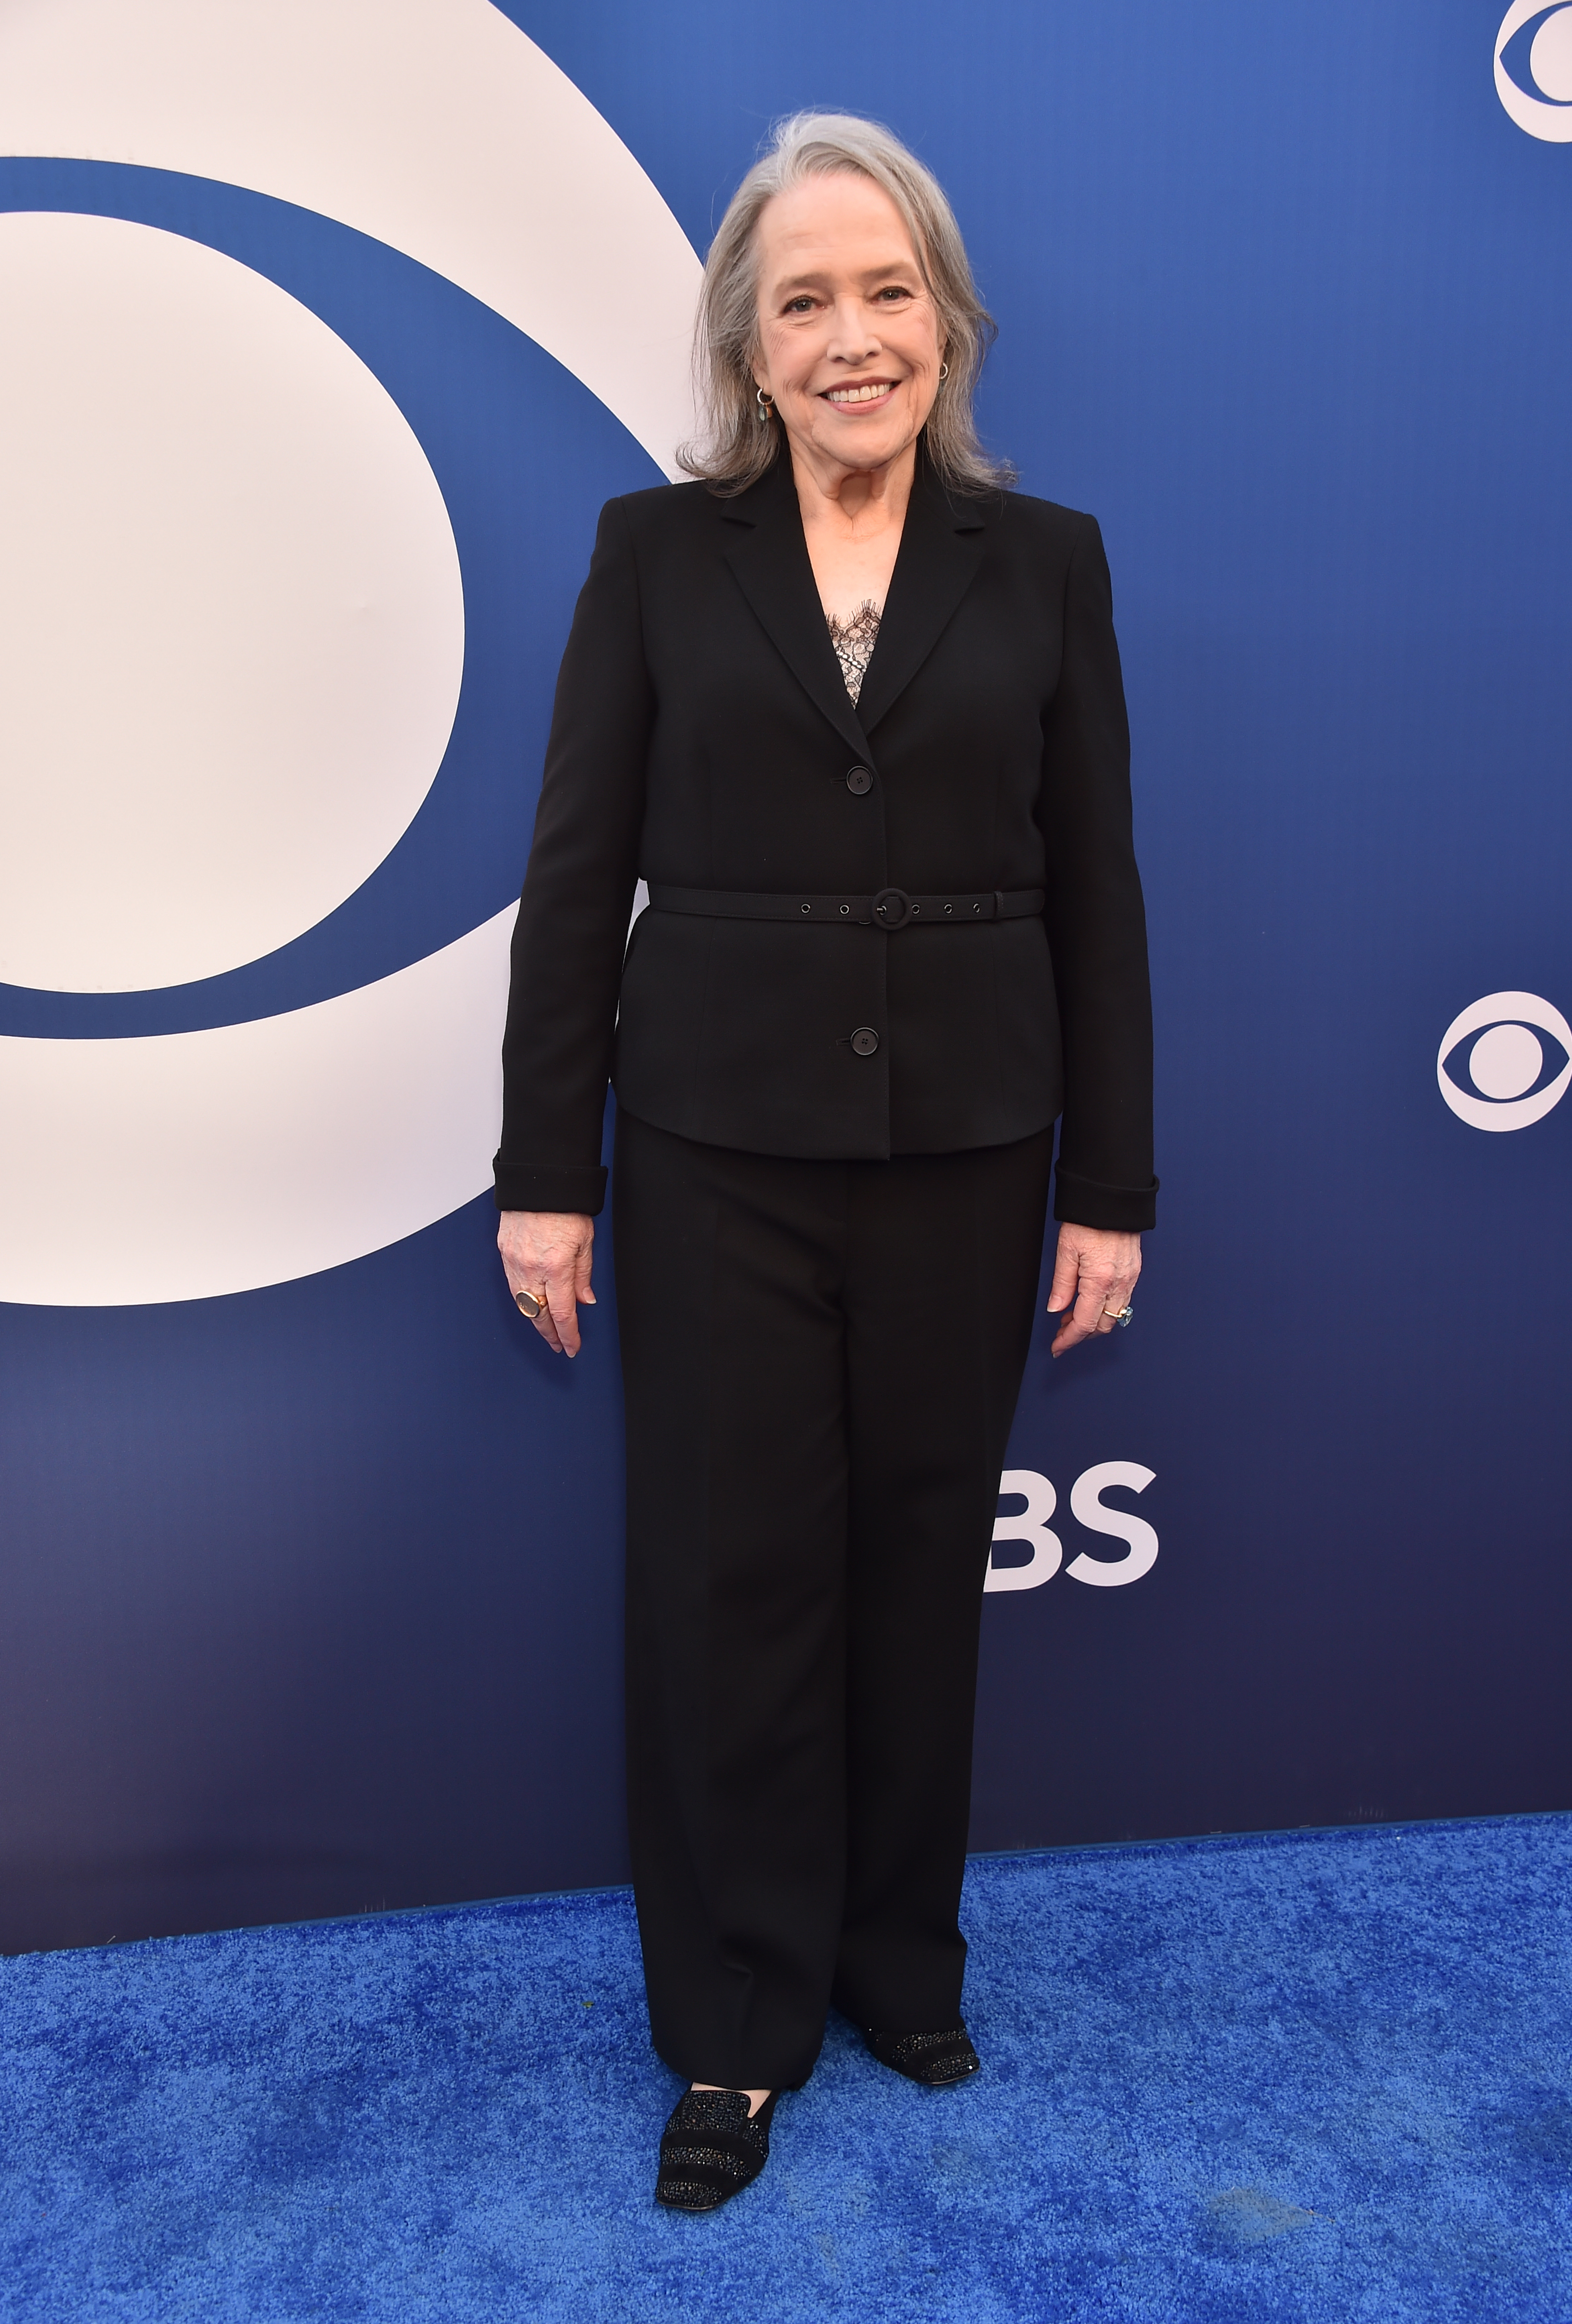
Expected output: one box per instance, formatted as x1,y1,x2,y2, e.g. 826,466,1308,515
751,173,945,483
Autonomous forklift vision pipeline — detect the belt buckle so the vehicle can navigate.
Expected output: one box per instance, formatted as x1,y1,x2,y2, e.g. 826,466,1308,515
871,885,914,931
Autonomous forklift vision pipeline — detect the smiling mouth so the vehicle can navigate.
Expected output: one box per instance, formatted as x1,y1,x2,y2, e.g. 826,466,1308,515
822,380,898,406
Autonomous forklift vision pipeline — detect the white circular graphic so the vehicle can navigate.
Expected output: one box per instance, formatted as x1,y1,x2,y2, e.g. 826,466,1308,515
0,0,703,1303
1495,1,1572,140
1469,1023,1543,1100
1437,991,1572,1130
1532,5,1572,96
0,909,515,1307
0,211,464,993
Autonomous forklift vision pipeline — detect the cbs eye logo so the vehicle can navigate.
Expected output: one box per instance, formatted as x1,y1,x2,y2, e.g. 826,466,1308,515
1437,991,1572,1131
1495,2,1572,138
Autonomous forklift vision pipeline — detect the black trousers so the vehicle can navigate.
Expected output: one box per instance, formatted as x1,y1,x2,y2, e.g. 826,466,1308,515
612,1108,1053,2091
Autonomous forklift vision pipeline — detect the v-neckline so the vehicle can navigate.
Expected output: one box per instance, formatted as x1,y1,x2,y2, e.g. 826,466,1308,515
825,600,883,706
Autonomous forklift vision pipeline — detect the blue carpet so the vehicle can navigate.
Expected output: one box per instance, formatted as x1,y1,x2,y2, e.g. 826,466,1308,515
3,1817,1572,2322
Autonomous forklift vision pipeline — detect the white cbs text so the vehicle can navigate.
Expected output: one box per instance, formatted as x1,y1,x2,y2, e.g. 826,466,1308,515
986,1465,1157,1593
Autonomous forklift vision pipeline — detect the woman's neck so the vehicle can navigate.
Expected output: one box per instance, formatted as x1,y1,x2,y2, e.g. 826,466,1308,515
789,439,916,623
787,438,917,541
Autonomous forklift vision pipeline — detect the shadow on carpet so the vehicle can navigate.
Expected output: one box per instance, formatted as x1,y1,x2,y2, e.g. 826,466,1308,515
3,1816,1572,2322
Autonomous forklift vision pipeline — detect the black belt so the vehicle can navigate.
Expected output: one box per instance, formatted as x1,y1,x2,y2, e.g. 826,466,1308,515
647,884,1044,932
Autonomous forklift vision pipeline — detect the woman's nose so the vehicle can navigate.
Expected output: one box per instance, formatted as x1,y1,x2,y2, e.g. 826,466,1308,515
825,299,878,361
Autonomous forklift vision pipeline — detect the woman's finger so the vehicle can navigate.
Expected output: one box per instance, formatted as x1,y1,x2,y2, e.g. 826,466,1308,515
504,1262,570,1352
533,1311,565,1353
574,1240,597,1308
1092,1275,1132,1327
545,1274,581,1357
1051,1287,1102,1355
511,1274,554,1346
1051,1267,1139,1356
1091,1277,1125,1333
1045,1236,1081,1316
1093,1272,1140,1332
1076,1277,1113,1336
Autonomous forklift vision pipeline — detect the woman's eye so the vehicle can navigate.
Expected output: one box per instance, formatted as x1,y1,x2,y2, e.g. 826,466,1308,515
876,286,912,302
784,296,815,314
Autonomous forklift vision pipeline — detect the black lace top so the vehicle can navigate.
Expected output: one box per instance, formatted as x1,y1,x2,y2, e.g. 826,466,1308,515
826,601,882,704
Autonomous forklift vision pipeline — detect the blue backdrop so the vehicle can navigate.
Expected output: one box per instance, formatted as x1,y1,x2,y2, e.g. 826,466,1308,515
2,0,1569,1954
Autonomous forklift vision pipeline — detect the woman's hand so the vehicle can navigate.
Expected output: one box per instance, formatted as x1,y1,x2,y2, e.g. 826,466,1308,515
1047,1224,1142,1358
498,1210,596,1358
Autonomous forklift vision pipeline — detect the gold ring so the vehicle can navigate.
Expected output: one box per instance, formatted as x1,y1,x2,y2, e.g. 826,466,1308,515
514,1288,546,1319
1102,1303,1134,1328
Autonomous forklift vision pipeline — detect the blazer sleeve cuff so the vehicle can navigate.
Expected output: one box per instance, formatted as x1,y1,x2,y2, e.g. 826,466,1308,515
493,1161,608,1216
1052,1167,1158,1234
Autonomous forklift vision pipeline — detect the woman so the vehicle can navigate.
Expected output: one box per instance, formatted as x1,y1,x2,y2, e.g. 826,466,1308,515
495,112,1155,2211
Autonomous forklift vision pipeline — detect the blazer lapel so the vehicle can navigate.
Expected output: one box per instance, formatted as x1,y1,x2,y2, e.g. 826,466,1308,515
720,462,871,761
853,462,988,737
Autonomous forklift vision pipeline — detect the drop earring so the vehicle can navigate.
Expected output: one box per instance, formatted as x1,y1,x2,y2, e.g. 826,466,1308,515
756,387,775,422
939,363,949,380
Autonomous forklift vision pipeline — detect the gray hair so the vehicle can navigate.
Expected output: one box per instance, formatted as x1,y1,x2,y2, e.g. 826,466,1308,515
678,111,1013,497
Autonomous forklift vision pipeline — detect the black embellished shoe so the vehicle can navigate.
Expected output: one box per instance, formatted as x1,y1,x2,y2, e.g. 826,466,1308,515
864,2023,981,2087
654,2088,779,2212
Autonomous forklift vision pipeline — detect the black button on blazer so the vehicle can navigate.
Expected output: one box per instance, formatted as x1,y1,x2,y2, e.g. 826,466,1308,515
494,452,1156,1233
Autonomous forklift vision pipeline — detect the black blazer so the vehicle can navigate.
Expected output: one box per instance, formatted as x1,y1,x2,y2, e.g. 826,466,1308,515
494,452,1156,1232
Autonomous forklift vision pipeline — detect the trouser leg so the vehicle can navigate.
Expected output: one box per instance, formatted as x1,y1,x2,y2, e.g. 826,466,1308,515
613,1109,849,2091
833,1130,1053,2030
